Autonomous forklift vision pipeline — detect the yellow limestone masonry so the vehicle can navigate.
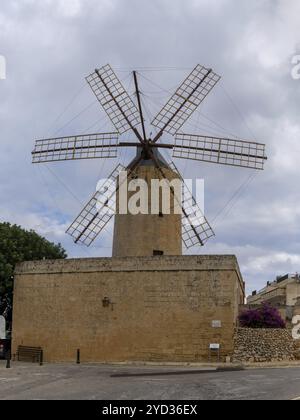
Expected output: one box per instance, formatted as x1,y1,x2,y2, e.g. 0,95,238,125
12,255,244,362
113,165,182,258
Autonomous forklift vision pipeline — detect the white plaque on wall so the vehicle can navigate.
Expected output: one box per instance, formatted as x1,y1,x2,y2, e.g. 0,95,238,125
210,343,220,350
0,316,6,339
212,320,222,328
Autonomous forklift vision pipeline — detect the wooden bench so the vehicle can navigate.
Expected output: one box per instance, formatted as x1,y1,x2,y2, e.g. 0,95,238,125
17,346,43,363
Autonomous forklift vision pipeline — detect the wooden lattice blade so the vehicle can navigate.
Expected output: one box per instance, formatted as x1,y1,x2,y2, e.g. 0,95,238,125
32,132,119,163
66,164,125,246
173,133,267,170
86,64,141,135
152,64,220,139
168,160,215,249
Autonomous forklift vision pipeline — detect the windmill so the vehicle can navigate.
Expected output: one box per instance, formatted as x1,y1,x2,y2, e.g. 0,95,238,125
32,64,267,257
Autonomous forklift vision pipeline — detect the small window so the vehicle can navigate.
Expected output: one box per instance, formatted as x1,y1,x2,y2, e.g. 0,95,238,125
153,250,164,256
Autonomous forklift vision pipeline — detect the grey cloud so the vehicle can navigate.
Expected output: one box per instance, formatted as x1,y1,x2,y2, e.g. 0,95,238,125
0,0,300,294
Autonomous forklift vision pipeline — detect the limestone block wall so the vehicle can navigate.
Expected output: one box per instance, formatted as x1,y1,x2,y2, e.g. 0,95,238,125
113,165,182,258
233,328,297,363
12,255,244,363
286,282,300,306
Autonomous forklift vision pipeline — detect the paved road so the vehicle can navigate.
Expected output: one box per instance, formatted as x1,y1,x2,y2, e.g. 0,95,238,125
0,362,300,400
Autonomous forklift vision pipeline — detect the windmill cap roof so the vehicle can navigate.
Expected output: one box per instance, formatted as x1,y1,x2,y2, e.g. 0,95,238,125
127,146,170,170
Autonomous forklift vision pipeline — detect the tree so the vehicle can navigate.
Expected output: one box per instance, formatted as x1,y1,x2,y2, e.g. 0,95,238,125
0,222,67,330
239,303,286,329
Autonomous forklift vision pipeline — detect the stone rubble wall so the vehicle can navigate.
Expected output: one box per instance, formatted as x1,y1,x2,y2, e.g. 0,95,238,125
294,337,300,360
233,328,297,363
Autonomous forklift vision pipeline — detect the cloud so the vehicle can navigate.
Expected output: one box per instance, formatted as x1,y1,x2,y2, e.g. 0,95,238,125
0,207,67,240
0,0,300,295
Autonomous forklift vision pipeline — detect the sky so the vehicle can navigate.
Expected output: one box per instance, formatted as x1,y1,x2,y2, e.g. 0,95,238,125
0,0,300,295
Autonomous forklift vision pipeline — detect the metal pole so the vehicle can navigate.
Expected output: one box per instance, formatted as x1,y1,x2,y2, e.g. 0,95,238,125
95,69,144,144
6,351,11,369
133,71,147,142
39,350,44,366
76,349,80,364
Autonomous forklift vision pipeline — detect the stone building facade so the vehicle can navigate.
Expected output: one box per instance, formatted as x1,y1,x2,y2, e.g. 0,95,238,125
247,274,300,322
12,255,244,363
248,273,300,307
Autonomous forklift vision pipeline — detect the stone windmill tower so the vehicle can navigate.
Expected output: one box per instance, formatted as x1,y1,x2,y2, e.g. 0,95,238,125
32,64,267,257
112,149,183,258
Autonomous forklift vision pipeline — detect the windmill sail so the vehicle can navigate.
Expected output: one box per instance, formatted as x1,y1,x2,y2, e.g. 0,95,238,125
32,63,267,251
152,65,220,141
32,132,119,163
66,164,125,246
86,64,142,138
173,133,267,170
168,161,215,248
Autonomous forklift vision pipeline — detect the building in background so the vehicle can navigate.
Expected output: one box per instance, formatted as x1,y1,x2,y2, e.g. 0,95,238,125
247,274,300,322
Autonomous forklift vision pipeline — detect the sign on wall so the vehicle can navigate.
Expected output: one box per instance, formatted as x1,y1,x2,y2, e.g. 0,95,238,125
209,343,220,350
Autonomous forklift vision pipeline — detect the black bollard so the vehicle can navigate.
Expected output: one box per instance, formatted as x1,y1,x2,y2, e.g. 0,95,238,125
76,349,80,364
39,350,44,366
6,351,11,369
